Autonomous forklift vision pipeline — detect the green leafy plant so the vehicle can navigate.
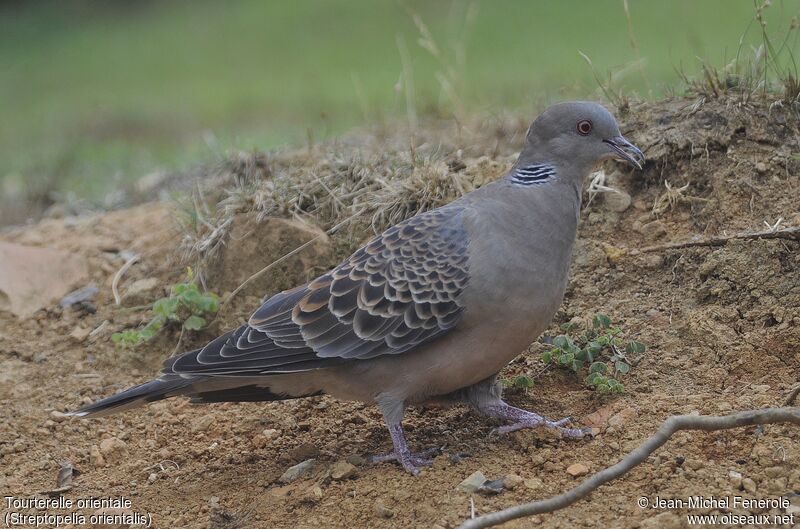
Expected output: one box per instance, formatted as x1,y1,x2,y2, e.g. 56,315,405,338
112,269,220,348
502,374,535,394
540,314,645,394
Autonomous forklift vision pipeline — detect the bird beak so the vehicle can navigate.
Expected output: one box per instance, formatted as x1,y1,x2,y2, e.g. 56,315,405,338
603,135,645,170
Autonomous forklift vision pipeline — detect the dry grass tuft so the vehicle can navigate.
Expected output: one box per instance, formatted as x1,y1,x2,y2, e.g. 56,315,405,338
652,180,711,215
175,117,518,272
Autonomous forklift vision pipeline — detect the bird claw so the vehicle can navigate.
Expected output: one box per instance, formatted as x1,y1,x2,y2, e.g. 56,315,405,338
490,413,590,438
367,446,441,475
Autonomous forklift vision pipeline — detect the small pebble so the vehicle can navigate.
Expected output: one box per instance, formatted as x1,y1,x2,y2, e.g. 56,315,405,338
523,477,543,490
262,428,280,440
502,474,524,490
50,410,68,422
329,461,357,481
729,470,742,489
457,471,487,493
374,502,394,519
566,463,589,477
279,459,316,484
99,437,127,463
638,220,667,241
90,445,105,467
191,415,214,433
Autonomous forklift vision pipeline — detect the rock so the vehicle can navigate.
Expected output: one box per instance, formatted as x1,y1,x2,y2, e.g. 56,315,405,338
251,435,268,449
99,437,127,464
204,214,336,297
604,189,632,212
121,278,161,306
50,410,68,422
374,502,394,519
0,241,89,317
641,512,682,529
477,479,505,495
523,477,543,490
502,474,524,490
59,285,99,309
638,220,667,241
457,471,488,493
90,445,105,467
741,477,757,492
729,470,742,489
191,415,214,433
329,461,357,481
287,443,320,462
755,162,767,174
279,459,316,484
262,428,280,440
607,407,637,428
685,459,703,471
69,326,92,343
566,463,590,477
302,485,324,503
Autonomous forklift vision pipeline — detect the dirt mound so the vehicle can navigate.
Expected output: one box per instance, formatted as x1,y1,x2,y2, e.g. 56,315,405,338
202,213,336,298
1,96,799,529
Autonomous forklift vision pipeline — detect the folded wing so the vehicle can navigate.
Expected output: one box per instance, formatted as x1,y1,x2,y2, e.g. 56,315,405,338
167,206,471,376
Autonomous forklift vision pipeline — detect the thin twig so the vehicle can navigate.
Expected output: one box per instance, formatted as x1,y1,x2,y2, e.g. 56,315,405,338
460,407,800,529
111,254,140,306
629,226,799,255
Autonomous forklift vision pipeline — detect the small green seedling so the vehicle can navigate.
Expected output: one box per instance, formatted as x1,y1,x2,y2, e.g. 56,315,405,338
502,374,535,394
540,313,645,393
112,269,220,348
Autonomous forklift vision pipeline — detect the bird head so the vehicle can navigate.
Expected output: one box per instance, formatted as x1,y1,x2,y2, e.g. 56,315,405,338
519,101,644,178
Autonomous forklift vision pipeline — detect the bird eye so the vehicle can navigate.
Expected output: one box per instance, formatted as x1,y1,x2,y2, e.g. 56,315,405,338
577,120,593,135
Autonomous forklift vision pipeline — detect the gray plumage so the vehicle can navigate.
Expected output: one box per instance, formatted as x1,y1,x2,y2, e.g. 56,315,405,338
69,101,644,474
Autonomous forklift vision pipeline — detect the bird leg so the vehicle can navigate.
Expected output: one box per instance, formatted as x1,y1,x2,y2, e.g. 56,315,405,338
461,375,591,437
482,402,590,437
370,396,440,475
367,423,439,475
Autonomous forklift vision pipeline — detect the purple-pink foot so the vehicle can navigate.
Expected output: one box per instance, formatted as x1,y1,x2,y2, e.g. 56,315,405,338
367,446,441,475
372,423,441,475
485,404,592,438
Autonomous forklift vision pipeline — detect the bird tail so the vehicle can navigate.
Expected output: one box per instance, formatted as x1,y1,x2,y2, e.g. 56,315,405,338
66,376,193,418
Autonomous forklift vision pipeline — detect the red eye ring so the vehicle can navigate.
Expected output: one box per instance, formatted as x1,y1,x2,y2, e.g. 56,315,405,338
577,120,593,135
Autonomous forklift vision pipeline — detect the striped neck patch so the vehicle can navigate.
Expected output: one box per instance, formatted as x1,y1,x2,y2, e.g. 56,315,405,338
510,163,556,186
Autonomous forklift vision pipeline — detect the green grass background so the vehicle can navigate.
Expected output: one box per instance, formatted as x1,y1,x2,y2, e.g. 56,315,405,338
1,0,798,207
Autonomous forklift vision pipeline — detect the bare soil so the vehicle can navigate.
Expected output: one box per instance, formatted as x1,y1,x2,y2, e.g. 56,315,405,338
1,97,799,529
